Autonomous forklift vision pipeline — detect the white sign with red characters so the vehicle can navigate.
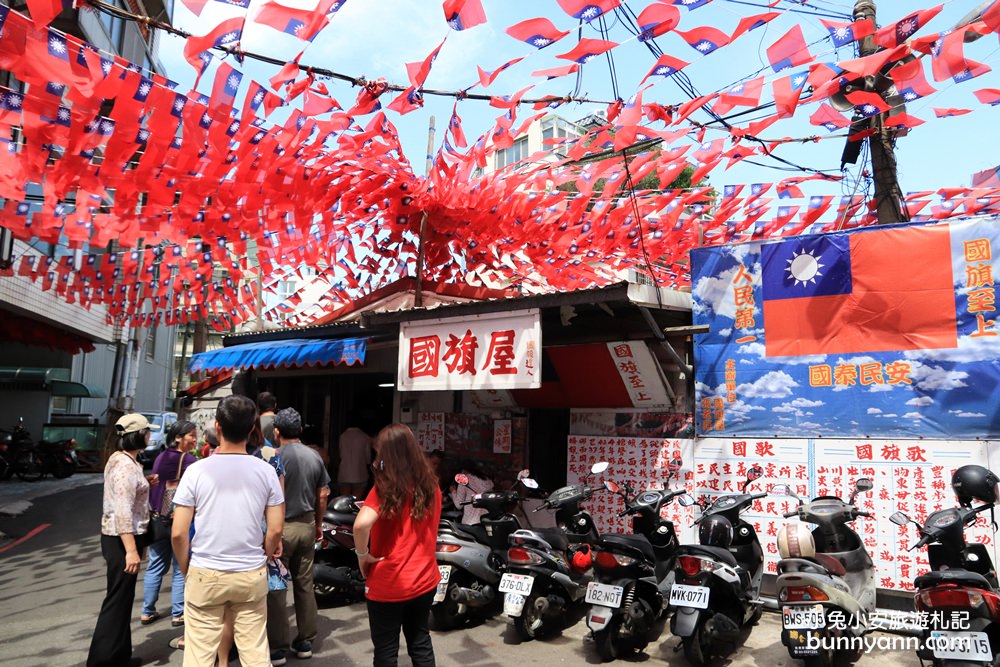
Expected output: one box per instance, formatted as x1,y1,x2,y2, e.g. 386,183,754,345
493,419,512,454
398,309,542,391
567,436,1000,591
605,341,671,408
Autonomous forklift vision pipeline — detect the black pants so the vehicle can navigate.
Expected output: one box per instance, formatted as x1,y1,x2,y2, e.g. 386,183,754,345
87,534,144,667
366,588,436,667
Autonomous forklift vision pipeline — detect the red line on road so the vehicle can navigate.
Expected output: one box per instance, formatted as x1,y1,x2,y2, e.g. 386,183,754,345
0,523,51,554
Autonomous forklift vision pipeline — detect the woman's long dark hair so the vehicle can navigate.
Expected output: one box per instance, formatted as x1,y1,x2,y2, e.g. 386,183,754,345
372,424,438,520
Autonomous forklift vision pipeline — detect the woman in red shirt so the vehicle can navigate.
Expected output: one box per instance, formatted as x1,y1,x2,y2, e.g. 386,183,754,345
353,423,442,667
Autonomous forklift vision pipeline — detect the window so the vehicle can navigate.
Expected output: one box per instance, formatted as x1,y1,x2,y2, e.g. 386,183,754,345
98,0,125,51
145,325,157,360
496,136,529,169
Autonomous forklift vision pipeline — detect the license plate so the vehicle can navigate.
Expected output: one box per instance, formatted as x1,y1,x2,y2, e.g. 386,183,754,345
498,573,534,595
587,604,613,631
930,631,992,661
669,584,710,609
433,565,452,604
782,604,825,630
504,593,526,617
585,582,624,608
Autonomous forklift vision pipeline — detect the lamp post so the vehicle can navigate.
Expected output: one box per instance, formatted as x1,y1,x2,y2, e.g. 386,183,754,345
0,226,14,270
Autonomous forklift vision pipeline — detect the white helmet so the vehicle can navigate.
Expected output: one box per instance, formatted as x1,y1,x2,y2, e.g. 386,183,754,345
777,523,816,559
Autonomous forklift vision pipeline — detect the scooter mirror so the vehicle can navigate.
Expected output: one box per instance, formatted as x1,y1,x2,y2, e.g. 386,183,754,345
454,473,469,486
517,469,530,480
591,461,610,475
747,465,764,482
604,480,620,494
521,478,538,489
856,477,874,492
678,494,697,507
769,484,790,495
889,511,910,526
668,458,683,472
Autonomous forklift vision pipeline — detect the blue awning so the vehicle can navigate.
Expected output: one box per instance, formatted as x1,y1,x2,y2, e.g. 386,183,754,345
187,337,367,374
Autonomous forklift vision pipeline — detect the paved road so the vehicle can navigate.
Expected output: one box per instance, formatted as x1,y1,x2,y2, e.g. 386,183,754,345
0,477,919,666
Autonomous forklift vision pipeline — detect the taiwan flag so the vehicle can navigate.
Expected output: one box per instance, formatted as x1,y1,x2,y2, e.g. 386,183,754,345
760,224,957,357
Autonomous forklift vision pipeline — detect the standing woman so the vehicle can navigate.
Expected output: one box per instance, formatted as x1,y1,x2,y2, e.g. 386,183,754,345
141,420,198,627
353,424,441,667
87,413,157,667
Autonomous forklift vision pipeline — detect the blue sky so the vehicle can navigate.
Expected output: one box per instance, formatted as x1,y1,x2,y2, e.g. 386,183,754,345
154,0,1000,201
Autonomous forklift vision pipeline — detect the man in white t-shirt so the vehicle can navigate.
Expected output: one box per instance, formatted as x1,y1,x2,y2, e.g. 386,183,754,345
172,395,285,667
336,414,371,497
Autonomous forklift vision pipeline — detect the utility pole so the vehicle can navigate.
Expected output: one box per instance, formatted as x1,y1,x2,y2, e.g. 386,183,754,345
414,115,435,309
854,0,906,224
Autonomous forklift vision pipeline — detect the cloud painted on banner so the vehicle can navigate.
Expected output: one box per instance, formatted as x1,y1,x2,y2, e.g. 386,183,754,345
910,362,969,391
737,341,826,365
906,396,934,407
867,407,882,414
903,334,1000,364
950,409,987,418
903,412,922,419
736,370,798,399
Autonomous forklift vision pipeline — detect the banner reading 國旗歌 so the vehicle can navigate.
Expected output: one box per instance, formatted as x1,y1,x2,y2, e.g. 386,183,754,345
691,216,1000,438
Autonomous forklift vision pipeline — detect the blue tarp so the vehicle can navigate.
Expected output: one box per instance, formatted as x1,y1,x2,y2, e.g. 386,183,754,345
188,337,367,374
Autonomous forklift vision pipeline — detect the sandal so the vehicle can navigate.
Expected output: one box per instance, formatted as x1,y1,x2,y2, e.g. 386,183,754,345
171,616,184,627
168,637,185,650
140,612,162,625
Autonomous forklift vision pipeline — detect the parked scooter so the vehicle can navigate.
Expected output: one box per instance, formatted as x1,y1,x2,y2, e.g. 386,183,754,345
890,464,1000,667
668,465,767,664
501,463,607,640
9,417,76,482
586,458,685,661
313,494,366,604
774,477,876,667
0,419,35,481
432,473,529,630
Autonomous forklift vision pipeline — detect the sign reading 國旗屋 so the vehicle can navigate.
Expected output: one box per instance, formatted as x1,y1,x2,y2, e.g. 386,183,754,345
398,309,541,391
691,217,1000,438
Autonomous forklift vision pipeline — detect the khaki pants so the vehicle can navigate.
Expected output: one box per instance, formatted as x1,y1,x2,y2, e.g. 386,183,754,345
184,565,268,667
267,517,318,648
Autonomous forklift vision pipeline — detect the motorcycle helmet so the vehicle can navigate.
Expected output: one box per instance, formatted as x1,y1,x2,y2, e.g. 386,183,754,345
698,515,734,548
570,544,592,572
952,465,1000,506
777,523,815,559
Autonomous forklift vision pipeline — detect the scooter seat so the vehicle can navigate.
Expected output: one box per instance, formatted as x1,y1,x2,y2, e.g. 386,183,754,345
531,528,569,552
324,511,357,526
439,520,489,545
600,533,654,562
915,569,994,591
676,544,738,568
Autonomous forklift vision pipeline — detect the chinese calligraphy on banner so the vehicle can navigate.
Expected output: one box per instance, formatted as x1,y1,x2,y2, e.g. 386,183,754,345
606,341,672,407
398,309,542,391
567,436,1000,589
415,412,445,452
493,419,512,454
690,217,1000,438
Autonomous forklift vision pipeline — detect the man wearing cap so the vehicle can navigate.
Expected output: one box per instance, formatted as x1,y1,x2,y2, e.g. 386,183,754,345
267,407,330,664
170,395,285,667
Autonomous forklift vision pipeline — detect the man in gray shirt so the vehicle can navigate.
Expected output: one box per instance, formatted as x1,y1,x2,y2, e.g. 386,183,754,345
267,408,330,664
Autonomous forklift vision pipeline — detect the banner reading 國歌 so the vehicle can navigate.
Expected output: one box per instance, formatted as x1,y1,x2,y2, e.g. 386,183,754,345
691,216,1000,438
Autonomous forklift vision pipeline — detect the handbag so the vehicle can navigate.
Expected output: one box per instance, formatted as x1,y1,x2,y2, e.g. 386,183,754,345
147,513,172,543
158,454,187,516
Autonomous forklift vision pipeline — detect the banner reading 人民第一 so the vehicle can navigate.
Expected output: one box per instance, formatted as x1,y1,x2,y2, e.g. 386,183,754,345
690,216,1000,439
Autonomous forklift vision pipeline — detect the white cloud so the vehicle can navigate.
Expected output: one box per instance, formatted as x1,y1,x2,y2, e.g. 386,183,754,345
910,362,969,391
867,408,882,415
906,396,934,407
868,383,894,393
691,266,741,321
902,412,922,419
903,334,1000,364
879,413,899,418
736,371,799,399
950,410,987,418
787,398,824,408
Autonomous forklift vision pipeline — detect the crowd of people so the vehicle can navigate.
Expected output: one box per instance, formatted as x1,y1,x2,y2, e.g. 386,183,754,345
86,392,443,667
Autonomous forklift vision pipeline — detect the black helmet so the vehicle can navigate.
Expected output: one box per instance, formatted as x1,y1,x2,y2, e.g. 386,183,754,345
952,465,1000,506
699,515,734,548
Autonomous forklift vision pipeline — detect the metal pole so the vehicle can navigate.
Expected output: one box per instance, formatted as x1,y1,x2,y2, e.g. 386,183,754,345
854,0,906,225
414,116,435,309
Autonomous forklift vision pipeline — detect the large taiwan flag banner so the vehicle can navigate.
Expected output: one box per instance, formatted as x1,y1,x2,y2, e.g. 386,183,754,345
760,225,958,357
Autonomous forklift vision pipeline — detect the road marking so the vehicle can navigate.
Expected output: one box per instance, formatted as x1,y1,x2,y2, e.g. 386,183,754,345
0,523,51,553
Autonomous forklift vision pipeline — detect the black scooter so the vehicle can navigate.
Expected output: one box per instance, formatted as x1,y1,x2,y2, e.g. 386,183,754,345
501,463,606,640
586,459,684,661
669,466,767,664
313,495,366,604
891,501,1000,666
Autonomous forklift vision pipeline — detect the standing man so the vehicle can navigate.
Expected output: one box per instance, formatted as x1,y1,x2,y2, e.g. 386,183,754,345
336,413,371,497
171,395,285,667
268,408,330,663
257,392,277,445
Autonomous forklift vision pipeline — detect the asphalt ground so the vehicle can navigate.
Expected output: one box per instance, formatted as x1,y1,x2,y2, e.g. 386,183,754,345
0,476,919,666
